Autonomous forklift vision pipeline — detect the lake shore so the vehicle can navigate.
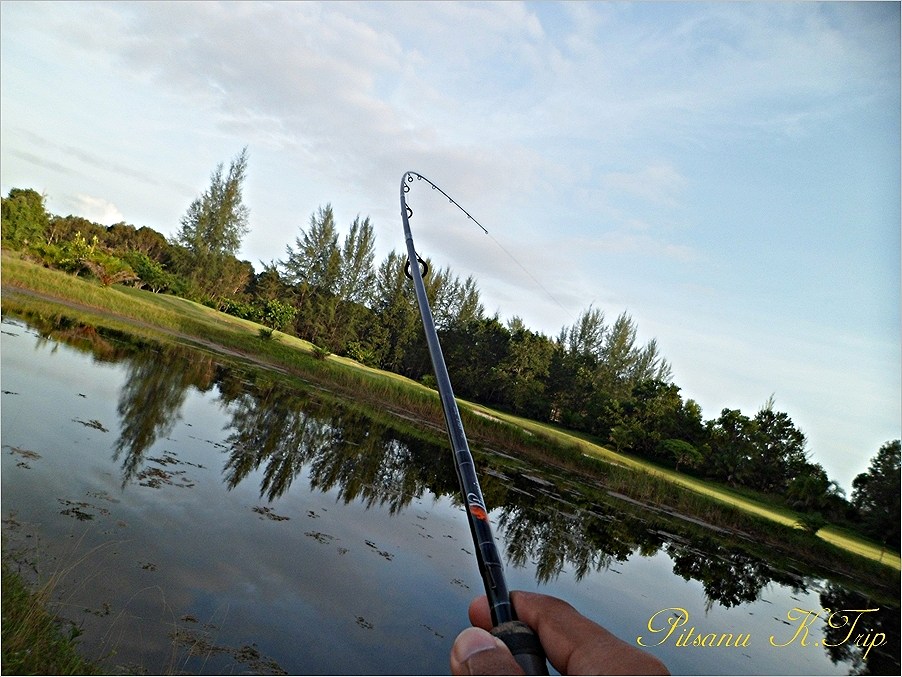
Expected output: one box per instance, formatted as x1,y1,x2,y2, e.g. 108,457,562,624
2,251,898,600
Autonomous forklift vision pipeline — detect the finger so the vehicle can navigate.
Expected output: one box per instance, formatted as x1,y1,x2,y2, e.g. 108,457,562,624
511,591,669,676
467,594,493,630
450,627,525,676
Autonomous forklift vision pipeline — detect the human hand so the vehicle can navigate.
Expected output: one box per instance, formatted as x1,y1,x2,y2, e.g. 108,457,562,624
450,591,670,675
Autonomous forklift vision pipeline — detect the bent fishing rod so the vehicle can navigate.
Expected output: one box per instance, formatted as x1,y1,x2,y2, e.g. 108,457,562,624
400,171,548,675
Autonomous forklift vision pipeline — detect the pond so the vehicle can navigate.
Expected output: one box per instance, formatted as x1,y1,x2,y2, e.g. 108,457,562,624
1,314,897,675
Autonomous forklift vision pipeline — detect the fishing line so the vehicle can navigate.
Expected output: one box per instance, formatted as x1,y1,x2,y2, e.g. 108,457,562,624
400,171,548,675
404,171,575,325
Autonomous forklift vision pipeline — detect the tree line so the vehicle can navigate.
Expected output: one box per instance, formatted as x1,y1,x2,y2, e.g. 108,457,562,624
2,149,898,548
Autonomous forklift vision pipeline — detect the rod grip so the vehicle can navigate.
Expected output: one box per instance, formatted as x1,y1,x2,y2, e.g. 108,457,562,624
492,620,549,675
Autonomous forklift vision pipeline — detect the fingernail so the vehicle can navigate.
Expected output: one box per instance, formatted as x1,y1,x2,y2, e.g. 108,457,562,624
452,627,507,664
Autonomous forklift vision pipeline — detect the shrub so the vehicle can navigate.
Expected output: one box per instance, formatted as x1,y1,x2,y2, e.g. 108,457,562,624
261,299,296,331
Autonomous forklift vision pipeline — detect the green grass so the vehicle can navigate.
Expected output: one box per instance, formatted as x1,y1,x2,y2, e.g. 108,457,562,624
2,251,899,580
1,565,101,675
469,402,902,570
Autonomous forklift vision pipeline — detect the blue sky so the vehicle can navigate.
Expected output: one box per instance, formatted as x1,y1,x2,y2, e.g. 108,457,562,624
1,1,899,493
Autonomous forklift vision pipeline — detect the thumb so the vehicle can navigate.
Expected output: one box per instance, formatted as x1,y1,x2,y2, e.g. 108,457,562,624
451,627,525,676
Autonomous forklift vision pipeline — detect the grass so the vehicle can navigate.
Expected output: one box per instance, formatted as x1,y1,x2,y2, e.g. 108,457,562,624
473,405,902,568
1,564,101,675
2,250,900,583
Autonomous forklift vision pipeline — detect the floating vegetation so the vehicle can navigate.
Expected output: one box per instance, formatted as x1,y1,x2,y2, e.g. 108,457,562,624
136,466,195,489
364,540,394,561
170,626,287,675
4,445,41,469
254,506,290,521
422,624,445,639
304,531,334,544
73,418,109,432
57,499,109,521
147,451,205,469
84,602,112,617
85,490,119,504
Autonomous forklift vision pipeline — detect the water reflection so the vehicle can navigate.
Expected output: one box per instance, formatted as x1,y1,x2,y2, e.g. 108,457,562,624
667,538,805,609
498,491,656,583
101,333,867,611
114,346,217,485
219,376,457,510
819,583,900,675
3,314,899,675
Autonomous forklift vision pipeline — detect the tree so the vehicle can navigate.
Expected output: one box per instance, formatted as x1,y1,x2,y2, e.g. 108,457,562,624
596,311,636,398
337,215,377,306
282,204,341,344
851,440,901,546
441,316,510,403
629,338,672,386
1,188,50,247
372,250,420,372
705,409,758,486
786,462,847,522
46,215,106,246
174,147,250,299
122,251,173,293
660,439,703,473
749,400,809,493
282,204,340,293
497,322,554,418
248,261,290,303
565,306,606,359
614,380,691,460
282,207,381,353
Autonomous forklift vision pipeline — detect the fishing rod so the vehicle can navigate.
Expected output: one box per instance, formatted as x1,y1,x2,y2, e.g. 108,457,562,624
400,171,548,675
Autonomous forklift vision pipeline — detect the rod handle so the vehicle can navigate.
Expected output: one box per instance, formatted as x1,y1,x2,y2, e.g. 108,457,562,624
492,620,549,675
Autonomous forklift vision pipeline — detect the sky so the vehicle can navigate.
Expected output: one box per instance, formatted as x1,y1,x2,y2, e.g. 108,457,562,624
1,1,899,493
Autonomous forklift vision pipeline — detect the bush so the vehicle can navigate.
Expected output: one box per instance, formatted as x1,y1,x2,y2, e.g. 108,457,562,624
796,512,827,534
345,341,379,368
219,298,261,322
261,299,296,331
121,251,173,293
81,253,137,287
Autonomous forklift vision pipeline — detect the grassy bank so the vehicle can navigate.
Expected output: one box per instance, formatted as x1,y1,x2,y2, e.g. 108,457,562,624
1,565,101,675
2,251,899,587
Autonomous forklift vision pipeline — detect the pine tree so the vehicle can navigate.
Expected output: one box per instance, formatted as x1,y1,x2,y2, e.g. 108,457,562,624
174,148,250,299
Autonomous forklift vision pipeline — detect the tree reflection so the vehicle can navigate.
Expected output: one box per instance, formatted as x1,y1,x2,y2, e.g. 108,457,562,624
666,539,807,608
303,410,457,514
113,345,216,485
496,483,656,583
217,374,458,510
819,583,900,675
219,379,335,501
40,319,893,634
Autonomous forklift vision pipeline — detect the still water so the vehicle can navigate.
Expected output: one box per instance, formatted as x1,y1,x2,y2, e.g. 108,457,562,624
0,315,896,675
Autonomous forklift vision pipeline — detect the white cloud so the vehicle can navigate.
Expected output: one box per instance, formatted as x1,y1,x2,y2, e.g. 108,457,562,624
1,0,897,493
71,194,124,225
